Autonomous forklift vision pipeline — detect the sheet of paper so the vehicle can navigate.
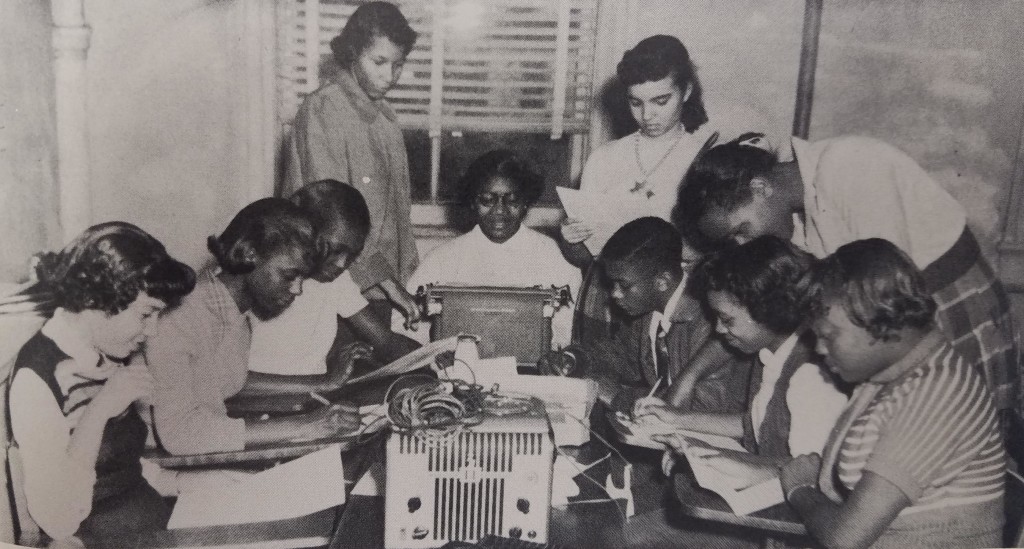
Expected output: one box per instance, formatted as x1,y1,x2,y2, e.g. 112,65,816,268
556,187,652,256
167,444,347,529
676,431,785,516
346,335,459,385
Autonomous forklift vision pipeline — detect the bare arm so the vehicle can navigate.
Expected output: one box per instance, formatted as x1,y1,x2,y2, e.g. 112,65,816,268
787,472,909,549
665,337,733,409
780,454,909,549
346,306,421,363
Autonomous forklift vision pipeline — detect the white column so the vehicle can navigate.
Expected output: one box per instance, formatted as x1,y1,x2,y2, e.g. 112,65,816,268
240,0,278,201
51,0,91,242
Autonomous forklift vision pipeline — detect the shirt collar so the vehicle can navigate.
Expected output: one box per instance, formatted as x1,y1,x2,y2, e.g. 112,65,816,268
651,275,688,333
868,329,946,385
469,224,530,249
335,70,398,124
200,265,247,322
758,332,799,371
790,136,818,224
41,307,109,378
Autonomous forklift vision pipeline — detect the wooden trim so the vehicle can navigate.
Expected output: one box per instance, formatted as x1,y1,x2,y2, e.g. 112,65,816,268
792,0,824,139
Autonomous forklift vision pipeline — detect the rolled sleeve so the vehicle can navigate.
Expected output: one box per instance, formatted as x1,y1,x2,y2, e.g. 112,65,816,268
10,370,96,539
786,364,848,456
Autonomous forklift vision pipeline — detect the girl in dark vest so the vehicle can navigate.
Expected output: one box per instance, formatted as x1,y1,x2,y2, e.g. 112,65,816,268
9,222,195,546
647,236,846,488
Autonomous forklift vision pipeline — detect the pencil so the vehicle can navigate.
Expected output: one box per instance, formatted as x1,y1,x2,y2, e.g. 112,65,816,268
309,391,331,406
647,376,663,399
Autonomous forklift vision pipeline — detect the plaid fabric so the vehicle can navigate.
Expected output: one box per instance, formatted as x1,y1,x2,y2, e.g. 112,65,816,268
932,256,1021,414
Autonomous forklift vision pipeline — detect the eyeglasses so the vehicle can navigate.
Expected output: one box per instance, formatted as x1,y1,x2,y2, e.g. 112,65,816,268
475,192,525,210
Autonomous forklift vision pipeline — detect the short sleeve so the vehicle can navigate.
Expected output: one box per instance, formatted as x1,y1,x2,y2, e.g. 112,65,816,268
863,363,994,502
331,271,369,318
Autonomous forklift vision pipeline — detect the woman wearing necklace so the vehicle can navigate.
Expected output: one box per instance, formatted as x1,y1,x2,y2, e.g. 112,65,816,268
559,34,715,268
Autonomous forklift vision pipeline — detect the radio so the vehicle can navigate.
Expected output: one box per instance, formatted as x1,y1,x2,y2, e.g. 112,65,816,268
384,397,554,548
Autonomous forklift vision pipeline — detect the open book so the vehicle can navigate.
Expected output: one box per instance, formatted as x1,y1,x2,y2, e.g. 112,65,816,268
607,412,783,516
674,430,785,516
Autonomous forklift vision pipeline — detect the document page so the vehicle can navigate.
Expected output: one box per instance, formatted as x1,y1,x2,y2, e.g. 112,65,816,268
678,430,785,516
167,444,347,529
557,187,652,256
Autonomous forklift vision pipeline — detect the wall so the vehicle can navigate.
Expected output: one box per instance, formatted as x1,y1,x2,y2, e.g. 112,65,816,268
7,0,1023,276
83,0,256,269
810,0,1024,247
0,1,61,283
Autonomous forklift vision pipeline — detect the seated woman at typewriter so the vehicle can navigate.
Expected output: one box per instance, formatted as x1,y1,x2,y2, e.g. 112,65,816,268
400,150,581,348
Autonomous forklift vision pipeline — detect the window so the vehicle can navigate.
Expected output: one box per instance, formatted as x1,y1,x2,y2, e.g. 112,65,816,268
276,0,599,208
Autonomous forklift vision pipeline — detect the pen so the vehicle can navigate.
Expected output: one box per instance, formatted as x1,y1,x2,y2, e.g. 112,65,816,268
647,376,663,399
309,391,331,406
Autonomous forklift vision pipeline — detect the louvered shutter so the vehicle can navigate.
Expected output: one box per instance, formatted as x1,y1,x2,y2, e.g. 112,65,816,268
277,0,598,136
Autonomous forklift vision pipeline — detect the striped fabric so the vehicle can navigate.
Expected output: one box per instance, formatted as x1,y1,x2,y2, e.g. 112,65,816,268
837,336,1005,516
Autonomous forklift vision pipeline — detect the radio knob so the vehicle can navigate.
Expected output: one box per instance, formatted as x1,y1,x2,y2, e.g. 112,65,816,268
509,527,523,539
408,497,421,512
516,498,530,514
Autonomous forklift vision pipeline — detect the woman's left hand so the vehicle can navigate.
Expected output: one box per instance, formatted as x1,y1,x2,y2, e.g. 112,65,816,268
779,453,822,494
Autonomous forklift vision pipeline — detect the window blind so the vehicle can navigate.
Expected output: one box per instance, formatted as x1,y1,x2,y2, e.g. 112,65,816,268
277,0,598,136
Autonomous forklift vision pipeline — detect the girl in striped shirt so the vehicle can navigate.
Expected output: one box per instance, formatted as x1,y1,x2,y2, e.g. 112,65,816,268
780,238,1005,549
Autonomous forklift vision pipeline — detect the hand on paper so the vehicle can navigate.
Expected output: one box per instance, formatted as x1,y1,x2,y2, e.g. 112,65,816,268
779,453,822,494
91,363,154,419
560,217,594,244
298,401,361,440
639,403,690,427
327,341,374,388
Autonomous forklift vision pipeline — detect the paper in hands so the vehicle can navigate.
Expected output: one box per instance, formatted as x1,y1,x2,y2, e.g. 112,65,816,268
675,430,784,516
556,187,652,255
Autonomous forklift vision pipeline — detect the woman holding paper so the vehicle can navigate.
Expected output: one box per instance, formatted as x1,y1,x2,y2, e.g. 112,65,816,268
559,35,716,266
649,237,846,488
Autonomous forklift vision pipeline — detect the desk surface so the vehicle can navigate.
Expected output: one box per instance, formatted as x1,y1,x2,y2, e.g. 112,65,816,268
96,508,337,549
673,471,808,537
